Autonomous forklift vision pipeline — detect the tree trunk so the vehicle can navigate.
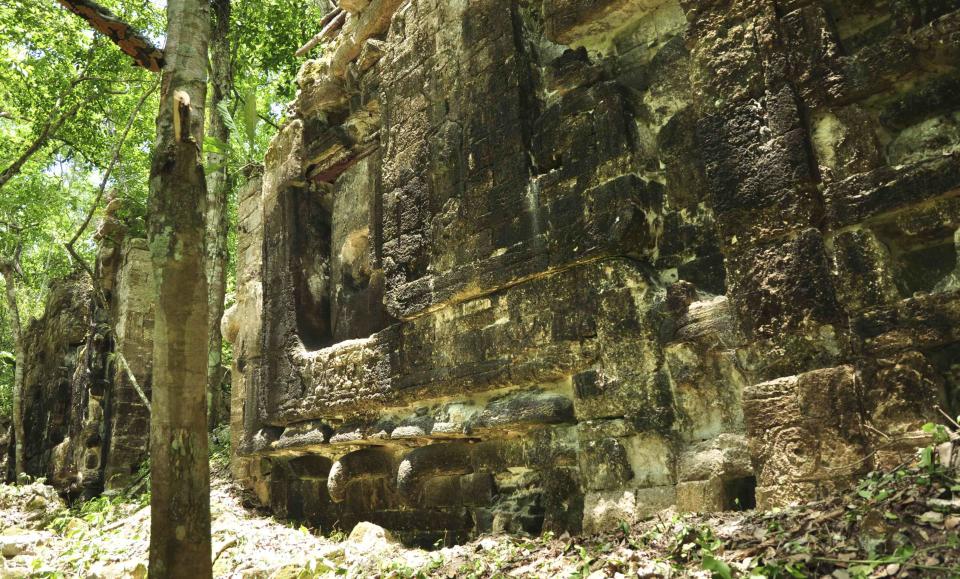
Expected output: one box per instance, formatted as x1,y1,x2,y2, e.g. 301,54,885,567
0,265,25,478
147,0,212,576
205,0,232,430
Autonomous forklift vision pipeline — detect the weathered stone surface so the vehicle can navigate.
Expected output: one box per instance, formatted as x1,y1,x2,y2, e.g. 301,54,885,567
582,486,676,533
14,0,956,541
543,0,667,46
223,0,960,541
744,366,873,508
14,228,154,496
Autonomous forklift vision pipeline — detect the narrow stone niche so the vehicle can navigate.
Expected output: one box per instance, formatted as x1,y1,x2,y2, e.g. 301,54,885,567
872,218,959,297
723,476,757,511
290,186,334,350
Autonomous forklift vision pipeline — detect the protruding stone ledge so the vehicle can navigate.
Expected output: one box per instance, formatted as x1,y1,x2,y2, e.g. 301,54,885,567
266,259,659,423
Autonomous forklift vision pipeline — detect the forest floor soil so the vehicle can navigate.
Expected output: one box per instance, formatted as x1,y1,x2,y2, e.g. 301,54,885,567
0,440,957,578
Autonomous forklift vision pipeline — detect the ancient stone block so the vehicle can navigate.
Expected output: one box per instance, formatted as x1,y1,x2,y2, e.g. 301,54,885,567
824,155,960,227
829,229,901,312
725,229,841,340
543,0,668,46
744,366,871,507
580,437,632,491
262,120,305,205
582,486,676,533
217,0,960,544
675,479,725,513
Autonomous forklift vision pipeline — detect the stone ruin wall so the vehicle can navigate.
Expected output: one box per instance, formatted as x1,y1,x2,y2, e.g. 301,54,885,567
7,220,155,497
4,0,959,548
226,0,960,545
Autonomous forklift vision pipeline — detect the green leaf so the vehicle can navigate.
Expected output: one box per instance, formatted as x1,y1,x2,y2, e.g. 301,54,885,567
919,446,934,469
702,554,732,579
203,135,230,154
243,87,259,150
216,99,237,136
891,544,915,562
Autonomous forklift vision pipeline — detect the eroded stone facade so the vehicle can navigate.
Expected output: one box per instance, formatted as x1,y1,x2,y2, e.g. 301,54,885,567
226,0,960,544
9,226,155,497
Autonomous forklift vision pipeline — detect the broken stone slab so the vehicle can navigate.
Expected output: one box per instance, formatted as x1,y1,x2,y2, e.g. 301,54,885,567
303,104,380,183
296,60,348,119
329,0,405,79
262,120,305,208
543,0,668,47
582,485,676,533
473,390,575,432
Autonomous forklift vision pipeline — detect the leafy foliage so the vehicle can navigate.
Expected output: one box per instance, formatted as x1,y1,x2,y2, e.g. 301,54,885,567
0,0,315,422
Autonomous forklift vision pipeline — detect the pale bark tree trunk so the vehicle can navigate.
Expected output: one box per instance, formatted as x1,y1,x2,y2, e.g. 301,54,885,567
146,0,212,576
205,0,232,430
0,261,24,478
56,0,212,573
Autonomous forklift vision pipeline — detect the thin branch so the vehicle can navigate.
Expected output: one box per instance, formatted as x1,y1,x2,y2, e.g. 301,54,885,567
295,8,345,57
0,101,82,191
212,537,239,564
65,79,158,301
116,352,151,412
56,0,165,72
0,54,109,192
230,86,280,130
936,405,960,430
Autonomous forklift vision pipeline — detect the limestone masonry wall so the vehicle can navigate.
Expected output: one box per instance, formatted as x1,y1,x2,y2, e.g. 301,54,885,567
10,224,155,497
10,0,959,548
226,0,960,545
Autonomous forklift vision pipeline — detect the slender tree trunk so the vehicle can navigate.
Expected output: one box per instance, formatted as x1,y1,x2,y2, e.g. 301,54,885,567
147,0,212,576
0,264,25,478
205,0,232,430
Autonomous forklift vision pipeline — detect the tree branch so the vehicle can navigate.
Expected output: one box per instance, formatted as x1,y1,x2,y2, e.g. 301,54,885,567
116,352,151,412
0,101,82,191
295,8,345,57
230,86,279,130
56,0,165,72
66,79,158,306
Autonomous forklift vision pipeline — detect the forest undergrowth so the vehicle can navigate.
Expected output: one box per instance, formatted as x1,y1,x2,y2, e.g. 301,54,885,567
0,425,957,578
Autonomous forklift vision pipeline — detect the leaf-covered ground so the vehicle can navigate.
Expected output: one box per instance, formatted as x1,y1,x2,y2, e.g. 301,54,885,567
0,440,957,578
